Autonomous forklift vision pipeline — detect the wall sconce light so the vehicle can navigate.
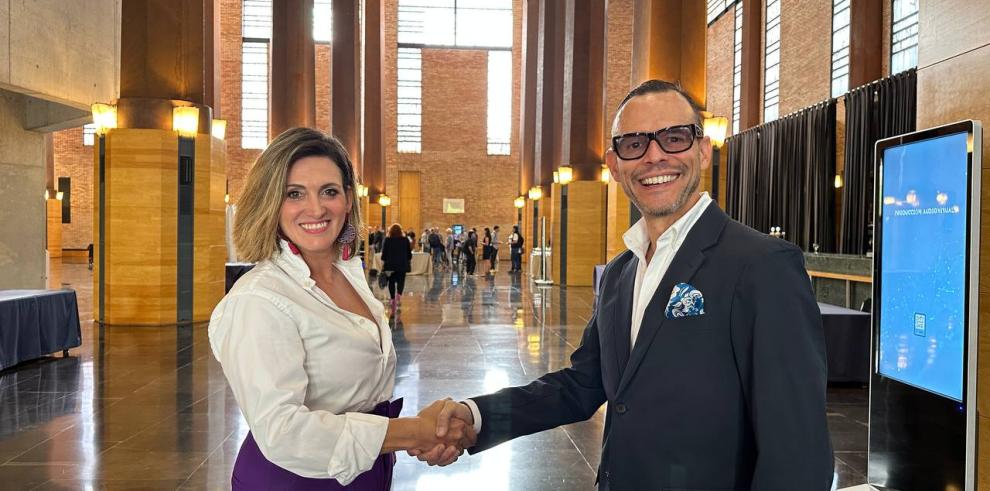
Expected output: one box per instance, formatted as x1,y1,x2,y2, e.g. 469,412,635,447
528,186,543,200
56,191,64,201
377,194,391,207
172,106,200,138
514,196,526,209
703,116,729,149
552,171,559,184
211,119,227,140
224,193,231,204
558,165,573,185
600,166,611,183
44,189,50,200
357,184,369,198
91,103,117,135
834,173,844,189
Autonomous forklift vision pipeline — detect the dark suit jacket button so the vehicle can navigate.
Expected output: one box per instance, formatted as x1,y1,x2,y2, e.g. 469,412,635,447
615,403,627,414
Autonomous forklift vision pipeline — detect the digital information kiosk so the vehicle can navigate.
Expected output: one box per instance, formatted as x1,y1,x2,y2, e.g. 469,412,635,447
868,120,982,490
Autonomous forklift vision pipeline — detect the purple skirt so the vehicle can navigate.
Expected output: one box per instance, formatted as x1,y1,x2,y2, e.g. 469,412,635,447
232,399,404,490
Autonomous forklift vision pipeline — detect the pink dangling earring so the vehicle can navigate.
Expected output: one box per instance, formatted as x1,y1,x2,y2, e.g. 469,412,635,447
337,219,357,245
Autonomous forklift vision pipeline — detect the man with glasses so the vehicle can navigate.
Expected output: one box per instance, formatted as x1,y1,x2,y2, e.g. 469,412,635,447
415,80,833,490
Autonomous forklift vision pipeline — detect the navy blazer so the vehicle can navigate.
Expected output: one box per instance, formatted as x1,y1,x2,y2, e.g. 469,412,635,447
469,204,834,490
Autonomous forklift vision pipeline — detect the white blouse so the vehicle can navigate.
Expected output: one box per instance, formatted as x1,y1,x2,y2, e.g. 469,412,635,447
209,241,396,485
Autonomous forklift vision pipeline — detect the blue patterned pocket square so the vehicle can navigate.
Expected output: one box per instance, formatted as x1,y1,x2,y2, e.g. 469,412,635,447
665,283,706,319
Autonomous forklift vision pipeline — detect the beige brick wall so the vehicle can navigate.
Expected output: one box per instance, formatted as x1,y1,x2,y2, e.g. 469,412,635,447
381,0,521,235
52,128,94,250
778,0,832,116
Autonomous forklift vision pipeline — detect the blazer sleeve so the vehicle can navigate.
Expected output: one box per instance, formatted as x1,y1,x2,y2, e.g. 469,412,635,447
468,295,608,453
730,244,834,490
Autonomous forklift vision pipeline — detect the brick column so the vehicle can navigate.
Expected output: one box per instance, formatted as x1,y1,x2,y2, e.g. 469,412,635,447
270,0,316,137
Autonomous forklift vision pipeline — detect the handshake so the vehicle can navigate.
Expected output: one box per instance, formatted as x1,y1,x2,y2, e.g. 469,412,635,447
402,398,477,466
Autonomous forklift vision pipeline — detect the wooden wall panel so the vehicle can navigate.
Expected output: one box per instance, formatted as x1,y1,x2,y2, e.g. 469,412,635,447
46,198,62,258
551,181,606,286
193,135,226,322
398,171,421,234
916,0,990,69
606,180,632,261
103,128,177,325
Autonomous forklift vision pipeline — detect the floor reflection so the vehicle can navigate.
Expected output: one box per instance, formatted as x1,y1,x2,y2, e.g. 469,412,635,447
0,261,868,489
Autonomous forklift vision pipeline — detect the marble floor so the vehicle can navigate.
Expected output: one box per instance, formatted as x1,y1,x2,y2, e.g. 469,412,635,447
0,261,869,490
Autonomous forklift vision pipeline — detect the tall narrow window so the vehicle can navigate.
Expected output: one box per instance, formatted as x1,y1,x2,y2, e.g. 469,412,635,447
707,0,733,24
313,0,333,43
732,1,743,134
831,0,851,97
241,0,272,149
83,123,96,146
397,48,422,154
487,51,511,155
763,0,781,122
397,0,512,154
891,0,919,74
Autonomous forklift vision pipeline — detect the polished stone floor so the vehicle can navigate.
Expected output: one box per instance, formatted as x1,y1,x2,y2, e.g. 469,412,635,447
0,261,869,489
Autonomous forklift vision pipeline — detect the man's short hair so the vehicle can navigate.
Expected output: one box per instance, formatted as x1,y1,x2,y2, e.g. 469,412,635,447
616,80,704,127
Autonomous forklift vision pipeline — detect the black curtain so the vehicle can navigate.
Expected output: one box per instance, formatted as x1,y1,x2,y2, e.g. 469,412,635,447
839,69,917,254
725,100,837,252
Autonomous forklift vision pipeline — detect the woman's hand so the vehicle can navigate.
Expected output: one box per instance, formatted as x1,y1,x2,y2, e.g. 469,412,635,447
380,399,476,465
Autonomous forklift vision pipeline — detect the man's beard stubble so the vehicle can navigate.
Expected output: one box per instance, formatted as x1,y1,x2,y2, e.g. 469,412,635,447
621,170,700,218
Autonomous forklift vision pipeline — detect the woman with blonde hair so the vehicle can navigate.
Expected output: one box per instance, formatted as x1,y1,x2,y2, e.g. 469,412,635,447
209,128,472,489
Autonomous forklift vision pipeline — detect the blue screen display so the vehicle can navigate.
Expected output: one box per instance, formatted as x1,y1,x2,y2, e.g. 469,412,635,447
878,132,969,401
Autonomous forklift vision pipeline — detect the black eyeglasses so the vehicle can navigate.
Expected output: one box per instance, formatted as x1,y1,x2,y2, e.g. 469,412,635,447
611,124,704,160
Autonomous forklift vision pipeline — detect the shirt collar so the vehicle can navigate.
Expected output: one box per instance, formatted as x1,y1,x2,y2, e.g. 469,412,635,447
622,192,713,262
272,239,363,288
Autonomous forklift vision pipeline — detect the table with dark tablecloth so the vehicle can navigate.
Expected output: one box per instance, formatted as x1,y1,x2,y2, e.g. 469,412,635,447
819,302,871,384
0,289,82,371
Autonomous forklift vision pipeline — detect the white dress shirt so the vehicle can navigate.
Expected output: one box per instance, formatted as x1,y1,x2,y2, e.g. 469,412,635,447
624,192,712,347
465,193,712,432
209,240,396,485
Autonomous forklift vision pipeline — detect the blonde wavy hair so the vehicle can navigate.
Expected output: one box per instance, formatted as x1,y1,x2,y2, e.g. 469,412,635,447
234,128,363,262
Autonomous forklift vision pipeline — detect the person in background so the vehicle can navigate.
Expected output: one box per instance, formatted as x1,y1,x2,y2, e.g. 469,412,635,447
420,229,430,253
490,225,501,273
209,128,474,490
480,228,493,276
381,223,412,312
508,226,524,273
428,228,445,272
445,228,456,269
463,230,478,275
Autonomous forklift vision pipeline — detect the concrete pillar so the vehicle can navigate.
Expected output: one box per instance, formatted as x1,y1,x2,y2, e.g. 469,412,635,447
519,0,540,197
270,0,316,137
362,0,384,198
332,0,362,171
550,0,607,286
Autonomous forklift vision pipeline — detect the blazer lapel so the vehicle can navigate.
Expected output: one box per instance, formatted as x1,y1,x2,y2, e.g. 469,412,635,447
611,256,638,380
615,205,730,397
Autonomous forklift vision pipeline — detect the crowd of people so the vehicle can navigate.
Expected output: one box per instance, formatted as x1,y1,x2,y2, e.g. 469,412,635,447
365,223,526,276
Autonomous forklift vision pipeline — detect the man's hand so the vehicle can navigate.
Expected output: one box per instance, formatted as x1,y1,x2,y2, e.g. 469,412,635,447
407,399,476,466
